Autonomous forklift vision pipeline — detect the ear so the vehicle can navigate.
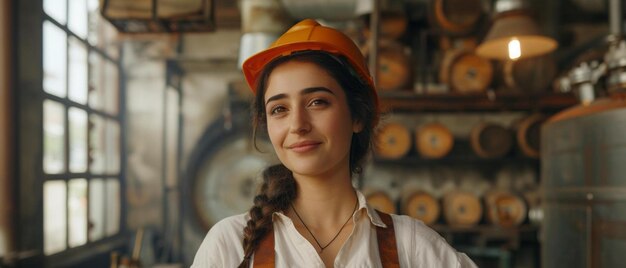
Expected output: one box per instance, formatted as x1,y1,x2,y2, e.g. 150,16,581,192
352,120,364,133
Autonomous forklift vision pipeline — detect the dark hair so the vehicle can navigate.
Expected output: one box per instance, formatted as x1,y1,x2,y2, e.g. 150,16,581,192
238,51,378,267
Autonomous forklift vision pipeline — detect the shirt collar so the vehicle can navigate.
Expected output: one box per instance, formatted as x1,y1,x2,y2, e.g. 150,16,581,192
355,190,388,228
271,189,389,228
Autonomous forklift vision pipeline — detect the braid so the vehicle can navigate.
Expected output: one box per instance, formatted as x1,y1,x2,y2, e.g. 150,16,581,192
238,164,296,268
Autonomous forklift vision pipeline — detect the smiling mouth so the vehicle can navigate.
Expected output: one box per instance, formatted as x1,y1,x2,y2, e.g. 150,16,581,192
287,141,322,153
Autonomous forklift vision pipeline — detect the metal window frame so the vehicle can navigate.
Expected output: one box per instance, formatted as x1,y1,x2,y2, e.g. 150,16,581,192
13,0,128,266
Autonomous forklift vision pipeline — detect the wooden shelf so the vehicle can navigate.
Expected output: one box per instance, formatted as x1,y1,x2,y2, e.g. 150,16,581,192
432,224,539,234
373,155,539,167
432,224,540,250
378,91,578,113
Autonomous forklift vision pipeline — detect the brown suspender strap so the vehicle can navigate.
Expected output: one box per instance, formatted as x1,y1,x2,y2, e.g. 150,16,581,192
253,229,275,268
376,210,400,268
253,211,399,267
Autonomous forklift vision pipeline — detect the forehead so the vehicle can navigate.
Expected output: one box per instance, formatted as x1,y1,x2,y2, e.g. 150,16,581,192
264,60,344,100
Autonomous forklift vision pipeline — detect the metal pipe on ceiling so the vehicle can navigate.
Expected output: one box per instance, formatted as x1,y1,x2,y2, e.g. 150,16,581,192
609,0,623,37
237,0,290,68
279,0,370,20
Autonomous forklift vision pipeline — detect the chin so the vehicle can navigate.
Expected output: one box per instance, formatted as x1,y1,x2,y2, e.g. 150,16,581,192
284,162,328,177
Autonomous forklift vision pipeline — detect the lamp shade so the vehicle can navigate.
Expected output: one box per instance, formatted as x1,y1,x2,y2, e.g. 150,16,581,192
476,12,557,60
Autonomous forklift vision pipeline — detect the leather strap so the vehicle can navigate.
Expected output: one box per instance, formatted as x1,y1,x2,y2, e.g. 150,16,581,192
376,210,400,268
253,210,399,267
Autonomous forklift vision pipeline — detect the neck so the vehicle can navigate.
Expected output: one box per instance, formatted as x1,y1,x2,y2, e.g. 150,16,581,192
290,170,357,228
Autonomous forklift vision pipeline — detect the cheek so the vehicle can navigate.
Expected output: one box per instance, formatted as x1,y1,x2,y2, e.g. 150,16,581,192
266,121,284,148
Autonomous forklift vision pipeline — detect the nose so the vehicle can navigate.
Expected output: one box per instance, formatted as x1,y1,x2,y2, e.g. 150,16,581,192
289,106,311,134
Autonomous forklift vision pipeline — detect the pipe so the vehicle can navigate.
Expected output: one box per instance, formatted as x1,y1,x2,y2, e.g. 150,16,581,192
0,0,14,262
237,0,291,69
609,0,623,37
280,0,365,20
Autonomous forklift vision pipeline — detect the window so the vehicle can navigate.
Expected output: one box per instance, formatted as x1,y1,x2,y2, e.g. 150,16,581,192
42,0,122,255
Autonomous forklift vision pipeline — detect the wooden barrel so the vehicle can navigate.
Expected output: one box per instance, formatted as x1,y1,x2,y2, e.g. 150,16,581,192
440,49,493,94
470,123,513,158
375,123,411,159
363,11,408,40
443,191,482,227
515,114,546,158
402,190,440,225
365,190,397,214
504,55,557,92
438,36,477,51
484,190,527,227
431,0,484,35
376,41,411,91
415,123,454,159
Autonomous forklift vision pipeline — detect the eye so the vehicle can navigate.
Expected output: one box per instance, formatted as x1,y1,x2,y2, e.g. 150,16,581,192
269,105,287,115
309,98,329,107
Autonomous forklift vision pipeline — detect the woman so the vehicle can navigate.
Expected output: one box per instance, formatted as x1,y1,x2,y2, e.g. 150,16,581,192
192,19,476,268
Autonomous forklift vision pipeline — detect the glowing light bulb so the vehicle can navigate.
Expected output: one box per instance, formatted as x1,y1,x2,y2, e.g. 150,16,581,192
508,38,521,60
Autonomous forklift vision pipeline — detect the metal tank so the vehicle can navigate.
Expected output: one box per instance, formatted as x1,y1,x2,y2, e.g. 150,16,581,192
542,36,626,267
541,96,626,268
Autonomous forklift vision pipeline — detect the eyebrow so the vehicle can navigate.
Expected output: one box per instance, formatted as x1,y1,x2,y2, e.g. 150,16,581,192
265,87,336,105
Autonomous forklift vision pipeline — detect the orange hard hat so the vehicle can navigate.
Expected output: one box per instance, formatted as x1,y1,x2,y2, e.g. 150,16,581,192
242,19,375,97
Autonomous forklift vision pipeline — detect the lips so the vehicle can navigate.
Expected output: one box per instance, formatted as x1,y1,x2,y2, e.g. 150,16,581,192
287,140,322,153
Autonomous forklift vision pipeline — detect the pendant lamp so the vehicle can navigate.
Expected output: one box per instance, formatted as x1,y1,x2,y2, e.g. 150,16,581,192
476,0,557,61
100,0,215,33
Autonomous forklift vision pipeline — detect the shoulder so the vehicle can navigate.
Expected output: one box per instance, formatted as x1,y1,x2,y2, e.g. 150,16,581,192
389,214,477,268
191,213,249,268
389,214,442,244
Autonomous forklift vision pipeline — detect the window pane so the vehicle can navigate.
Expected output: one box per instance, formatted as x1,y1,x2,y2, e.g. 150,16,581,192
89,54,119,114
106,120,120,174
44,100,65,174
87,0,119,59
68,179,87,247
69,108,88,173
44,180,67,255
43,21,67,97
68,37,88,104
105,179,120,236
89,179,105,241
103,60,119,114
44,0,67,24
89,114,105,174
68,0,88,39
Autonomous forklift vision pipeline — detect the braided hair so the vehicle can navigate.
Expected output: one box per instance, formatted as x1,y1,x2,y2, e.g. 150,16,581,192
238,51,378,267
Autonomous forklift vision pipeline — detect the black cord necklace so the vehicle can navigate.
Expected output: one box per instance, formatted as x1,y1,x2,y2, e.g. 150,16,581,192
291,196,358,253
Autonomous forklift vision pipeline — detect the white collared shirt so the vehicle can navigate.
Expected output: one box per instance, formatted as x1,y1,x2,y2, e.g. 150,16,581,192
191,191,477,268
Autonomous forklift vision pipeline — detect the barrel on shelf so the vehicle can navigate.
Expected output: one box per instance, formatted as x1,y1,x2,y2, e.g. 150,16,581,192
470,122,513,158
375,123,411,159
440,49,493,94
514,114,546,158
430,0,484,36
401,190,441,225
484,190,527,227
364,189,397,215
363,11,408,40
503,55,556,92
415,122,454,159
367,40,411,91
443,190,482,227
